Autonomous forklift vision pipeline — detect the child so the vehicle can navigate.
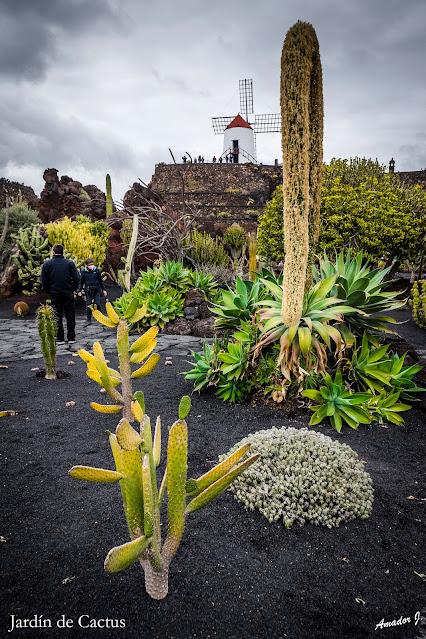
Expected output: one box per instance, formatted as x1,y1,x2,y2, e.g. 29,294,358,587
78,258,107,324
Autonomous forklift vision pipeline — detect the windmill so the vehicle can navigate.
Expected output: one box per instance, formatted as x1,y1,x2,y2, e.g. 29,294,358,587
212,79,281,163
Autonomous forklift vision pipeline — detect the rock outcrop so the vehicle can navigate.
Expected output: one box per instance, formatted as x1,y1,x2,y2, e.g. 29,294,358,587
37,169,107,222
0,178,38,210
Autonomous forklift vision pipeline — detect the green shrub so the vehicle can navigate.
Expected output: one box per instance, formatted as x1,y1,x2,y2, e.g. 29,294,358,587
257,158,426,268
412,280,426,328
0,203,39,253
45,216,109,266
224,427,374,528
185,230,229,268
223,223,247,263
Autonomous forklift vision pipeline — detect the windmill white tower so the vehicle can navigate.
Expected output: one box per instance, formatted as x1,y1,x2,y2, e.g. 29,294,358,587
212,79,281,164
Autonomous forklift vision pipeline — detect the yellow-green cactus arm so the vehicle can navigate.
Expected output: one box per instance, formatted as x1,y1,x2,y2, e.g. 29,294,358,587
131,354,160,379
129,326,159,354
188,443,252,497
186,454,260,514
153,416,161,467
68,466,124,483
142,455,154,537
163,420,188,561
104,534,151,573
116,418,143,450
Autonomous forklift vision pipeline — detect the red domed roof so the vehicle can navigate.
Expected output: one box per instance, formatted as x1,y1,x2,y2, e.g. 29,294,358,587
226,114,252,130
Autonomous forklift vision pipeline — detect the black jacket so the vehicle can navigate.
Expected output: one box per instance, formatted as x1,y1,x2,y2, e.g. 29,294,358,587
78,266,104,292
41,255,80,294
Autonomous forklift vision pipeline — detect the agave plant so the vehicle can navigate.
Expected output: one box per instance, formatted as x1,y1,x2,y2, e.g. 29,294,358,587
349,334,392,393
302,370,372,432
188,270,219,301
136,267,166,295
184,342,221,392
218,340,250,381
145,289,184,328
350,334,425,400
211,277,266,330
216,379,252,403
254,275,357,380
379,353,424,401
314,251,405,339
368,391,411,426
157,260,191,291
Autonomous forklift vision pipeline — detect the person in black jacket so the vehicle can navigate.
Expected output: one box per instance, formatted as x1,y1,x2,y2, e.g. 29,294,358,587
41,244,80,344
78,258,107,324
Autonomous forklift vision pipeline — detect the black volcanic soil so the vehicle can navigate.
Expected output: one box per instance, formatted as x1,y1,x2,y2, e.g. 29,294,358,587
0,354,425,639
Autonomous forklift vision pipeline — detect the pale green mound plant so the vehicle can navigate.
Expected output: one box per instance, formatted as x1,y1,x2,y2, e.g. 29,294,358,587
224,427,373,528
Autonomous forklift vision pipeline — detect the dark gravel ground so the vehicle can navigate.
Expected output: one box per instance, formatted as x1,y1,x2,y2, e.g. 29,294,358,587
0,353,425,639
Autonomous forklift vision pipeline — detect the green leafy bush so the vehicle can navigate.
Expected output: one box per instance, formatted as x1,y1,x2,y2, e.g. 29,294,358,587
113,261,219,330
0,202,39,253
223,223,247,263
224,427,374,528
45,216,109,267
257,158,426,268
411,280,426,328
211,277,266,330
145,289,184,328
185,230,229,268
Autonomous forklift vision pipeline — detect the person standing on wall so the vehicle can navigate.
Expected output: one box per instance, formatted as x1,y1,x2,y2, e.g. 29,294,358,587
78,258,107,325
41,244,80,345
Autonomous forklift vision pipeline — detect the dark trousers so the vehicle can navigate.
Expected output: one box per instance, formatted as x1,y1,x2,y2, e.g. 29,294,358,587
85,289,102,321
51,292,76,341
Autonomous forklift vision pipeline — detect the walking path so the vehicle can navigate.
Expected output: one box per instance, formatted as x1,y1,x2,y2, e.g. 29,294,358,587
0,318,207,362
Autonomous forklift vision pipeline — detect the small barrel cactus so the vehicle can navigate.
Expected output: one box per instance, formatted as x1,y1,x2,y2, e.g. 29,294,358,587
37,304,57,380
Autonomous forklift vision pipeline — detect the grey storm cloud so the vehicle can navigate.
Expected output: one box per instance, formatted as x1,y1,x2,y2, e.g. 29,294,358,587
0,0,122,81
0,0,425,198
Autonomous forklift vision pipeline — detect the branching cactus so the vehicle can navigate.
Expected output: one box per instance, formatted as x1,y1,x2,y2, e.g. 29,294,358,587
69,394,259,599
37,304,57,380
78,302,158,420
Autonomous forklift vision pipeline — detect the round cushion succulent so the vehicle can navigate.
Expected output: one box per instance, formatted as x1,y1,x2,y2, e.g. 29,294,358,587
223,427,374,528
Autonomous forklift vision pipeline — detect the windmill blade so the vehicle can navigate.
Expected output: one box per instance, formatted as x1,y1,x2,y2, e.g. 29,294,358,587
239,79,254,119
212,116,235,134
254,113,281,133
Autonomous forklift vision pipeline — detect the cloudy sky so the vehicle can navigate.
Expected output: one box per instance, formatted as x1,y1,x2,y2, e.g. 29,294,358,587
1,0,425,199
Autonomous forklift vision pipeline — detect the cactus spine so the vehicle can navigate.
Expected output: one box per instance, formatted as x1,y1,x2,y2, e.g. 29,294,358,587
69,393,259,599
280,21,323,326
106,174,113,218
37,304,57,380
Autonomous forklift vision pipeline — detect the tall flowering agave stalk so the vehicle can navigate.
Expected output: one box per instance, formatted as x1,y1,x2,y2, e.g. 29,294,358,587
70,305,259,599
280,21,323,325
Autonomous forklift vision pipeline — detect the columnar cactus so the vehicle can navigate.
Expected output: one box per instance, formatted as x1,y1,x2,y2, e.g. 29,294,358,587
248,233,257,281
78,301,157,420
70,376,259,598
280,21,323,325
12,226,50,295
37,304,57,380
106,174,113,218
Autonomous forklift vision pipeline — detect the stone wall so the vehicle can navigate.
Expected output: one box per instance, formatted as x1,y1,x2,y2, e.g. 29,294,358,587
397,169,426,188
147,162,282,234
